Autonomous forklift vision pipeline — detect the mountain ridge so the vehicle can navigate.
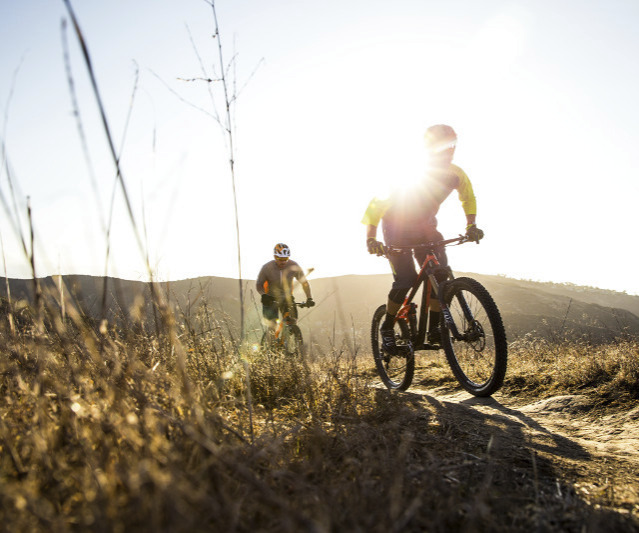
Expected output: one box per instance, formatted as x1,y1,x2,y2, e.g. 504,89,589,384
2,272,638,346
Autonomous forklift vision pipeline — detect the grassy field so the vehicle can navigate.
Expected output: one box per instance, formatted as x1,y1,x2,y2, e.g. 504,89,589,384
1,295,638,532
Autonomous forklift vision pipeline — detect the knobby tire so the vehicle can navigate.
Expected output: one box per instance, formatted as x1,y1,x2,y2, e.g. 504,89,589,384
441,277,508,397
260,325,303,356
371,304,415,391
284,324,304,356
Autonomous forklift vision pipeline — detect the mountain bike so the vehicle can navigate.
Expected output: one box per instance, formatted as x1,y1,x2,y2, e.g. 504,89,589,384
371,235,508,396
261,301,311,356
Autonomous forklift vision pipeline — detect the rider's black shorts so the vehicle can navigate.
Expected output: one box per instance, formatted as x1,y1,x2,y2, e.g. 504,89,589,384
263,299,298,323
387,232,448,292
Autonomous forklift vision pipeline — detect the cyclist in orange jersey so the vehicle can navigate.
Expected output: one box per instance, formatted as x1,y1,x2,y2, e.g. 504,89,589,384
256,243,315,328
362,124,484,353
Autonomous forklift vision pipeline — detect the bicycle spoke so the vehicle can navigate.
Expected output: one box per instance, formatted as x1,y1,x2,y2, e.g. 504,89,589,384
454,305,494,381
442,277,507,396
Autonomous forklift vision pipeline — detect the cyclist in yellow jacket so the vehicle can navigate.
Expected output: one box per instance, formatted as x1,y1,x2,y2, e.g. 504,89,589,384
362,124,484,353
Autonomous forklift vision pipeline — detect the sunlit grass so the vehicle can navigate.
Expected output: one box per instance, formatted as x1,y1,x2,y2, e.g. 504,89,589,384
1,294,638,531
504,334,639,406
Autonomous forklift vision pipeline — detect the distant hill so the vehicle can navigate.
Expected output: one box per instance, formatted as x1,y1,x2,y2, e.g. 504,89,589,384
451,273,639,343
303,273,639,346
2,272,638,348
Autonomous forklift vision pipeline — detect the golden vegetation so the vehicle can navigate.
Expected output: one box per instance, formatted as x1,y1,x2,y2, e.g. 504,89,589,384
505,334,639,407
1,295,638,532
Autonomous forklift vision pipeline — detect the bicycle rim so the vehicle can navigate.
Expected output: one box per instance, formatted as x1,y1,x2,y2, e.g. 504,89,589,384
371,304,415,391
441,277,508,397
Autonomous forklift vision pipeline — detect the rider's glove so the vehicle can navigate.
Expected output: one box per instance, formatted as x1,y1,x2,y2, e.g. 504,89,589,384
305,297,315,308
466,224,484,243
367,237,386,256
261,293,275,305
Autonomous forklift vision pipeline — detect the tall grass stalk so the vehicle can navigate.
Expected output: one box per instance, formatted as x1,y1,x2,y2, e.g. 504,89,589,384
1,231,15,335
62,0,152,284
26,197,43,334
198,0,245,341
178,1,263,343
62,1,175,357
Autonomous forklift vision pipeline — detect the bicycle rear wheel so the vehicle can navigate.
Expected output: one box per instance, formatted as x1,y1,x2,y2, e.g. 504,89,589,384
441,277,507,397
371,304,415,391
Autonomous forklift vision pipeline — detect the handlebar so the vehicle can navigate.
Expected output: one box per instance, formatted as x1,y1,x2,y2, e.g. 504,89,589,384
382,234,471,256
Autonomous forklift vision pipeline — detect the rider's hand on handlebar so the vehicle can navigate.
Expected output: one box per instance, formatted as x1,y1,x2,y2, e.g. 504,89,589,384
465,224,484,243
305,297,315,308
367,237,386,256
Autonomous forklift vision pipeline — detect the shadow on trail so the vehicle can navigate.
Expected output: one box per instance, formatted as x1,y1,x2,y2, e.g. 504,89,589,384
429,391,591,462
365,386,639,532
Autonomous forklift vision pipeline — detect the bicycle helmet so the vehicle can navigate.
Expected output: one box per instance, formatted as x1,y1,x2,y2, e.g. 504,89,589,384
273,243,291,258
424,124,457,153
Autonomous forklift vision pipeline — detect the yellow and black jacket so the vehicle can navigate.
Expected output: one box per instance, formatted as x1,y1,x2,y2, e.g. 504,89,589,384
361,163,476,245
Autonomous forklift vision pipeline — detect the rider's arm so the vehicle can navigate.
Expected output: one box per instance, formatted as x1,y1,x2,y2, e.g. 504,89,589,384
363,197,390,249
301,280,312,299
256,265,267,295
292,265,312,299
361,197,391,227
451,164,477,218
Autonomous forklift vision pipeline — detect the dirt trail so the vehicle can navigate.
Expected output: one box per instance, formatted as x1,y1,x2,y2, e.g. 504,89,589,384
408,385,639,517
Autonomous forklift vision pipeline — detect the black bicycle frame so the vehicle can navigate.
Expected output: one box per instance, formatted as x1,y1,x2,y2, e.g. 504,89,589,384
393,245,474,348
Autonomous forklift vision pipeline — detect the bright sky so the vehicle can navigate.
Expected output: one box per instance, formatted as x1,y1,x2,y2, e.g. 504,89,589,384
1,0,638,295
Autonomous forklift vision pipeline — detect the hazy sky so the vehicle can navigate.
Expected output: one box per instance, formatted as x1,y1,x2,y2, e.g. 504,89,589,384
1,0,638,294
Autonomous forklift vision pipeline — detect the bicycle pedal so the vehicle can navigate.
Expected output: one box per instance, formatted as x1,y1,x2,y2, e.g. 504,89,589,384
419,343,441,351
395,343,412,355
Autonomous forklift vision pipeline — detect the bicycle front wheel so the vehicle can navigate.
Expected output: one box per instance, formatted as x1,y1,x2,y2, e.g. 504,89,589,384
283,325,303,356
441,277,507,397
371,304,415,391
260,329,275,351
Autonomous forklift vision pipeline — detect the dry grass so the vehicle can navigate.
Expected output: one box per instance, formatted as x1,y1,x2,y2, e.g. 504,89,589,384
1,296,639,532
504,334,639,408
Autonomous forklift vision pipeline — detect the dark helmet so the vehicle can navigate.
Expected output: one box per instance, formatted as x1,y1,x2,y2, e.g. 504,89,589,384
424,124,457,153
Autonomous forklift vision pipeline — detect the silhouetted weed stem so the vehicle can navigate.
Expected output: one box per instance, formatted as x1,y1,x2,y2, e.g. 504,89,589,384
60,18,105,233
1,232,15,335
208,0,244,341
26,197,42,335
62,1,177,366
62,0,149,281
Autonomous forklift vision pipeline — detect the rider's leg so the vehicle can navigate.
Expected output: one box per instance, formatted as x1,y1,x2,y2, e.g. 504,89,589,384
385,252,417,313
380,291,407,352
262,299,279,331
416,242,448,344
381,253,416,352
383,289,407,326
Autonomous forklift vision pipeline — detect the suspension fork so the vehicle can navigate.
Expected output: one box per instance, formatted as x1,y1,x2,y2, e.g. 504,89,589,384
429,266,471,341
273,318,284,341
273,308,294,341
